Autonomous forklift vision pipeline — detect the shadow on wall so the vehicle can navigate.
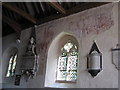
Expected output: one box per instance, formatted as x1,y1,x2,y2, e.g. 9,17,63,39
45,32,79,88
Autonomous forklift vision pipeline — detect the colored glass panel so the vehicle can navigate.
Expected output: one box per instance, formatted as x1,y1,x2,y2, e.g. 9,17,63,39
57,40,78,82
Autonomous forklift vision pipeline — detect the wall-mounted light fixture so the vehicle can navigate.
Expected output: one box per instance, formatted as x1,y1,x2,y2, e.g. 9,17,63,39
87,40,102,77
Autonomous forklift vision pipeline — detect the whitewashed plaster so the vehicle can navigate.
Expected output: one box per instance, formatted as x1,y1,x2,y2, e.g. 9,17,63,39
2,2,118,88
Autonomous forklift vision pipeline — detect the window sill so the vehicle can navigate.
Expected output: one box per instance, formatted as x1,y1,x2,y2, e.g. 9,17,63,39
55,80,76,83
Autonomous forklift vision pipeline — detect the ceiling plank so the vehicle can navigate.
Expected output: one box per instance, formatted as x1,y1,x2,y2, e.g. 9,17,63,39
37,2,110,25
47,1,66,14
2,14,22,35
3,3,37,24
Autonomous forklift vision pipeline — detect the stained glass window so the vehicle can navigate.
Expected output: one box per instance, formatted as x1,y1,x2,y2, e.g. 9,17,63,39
6,53,18,77
56,40,78,82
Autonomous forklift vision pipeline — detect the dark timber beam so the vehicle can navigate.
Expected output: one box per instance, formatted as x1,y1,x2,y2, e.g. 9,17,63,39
47,1,66,14
3,3,37,24
2,14,22,36
37,2,110,25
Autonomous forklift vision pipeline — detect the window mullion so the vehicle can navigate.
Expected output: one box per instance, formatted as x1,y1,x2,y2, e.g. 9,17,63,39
66,52,70,81
65,53,69,81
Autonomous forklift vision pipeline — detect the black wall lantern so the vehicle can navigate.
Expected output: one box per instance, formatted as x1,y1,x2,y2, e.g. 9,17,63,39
87,41,102,77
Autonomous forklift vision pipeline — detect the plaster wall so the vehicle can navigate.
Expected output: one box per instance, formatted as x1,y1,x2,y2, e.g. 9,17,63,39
2,2,118,88
43,3,118,88
37,3,118,88
2,34,28,88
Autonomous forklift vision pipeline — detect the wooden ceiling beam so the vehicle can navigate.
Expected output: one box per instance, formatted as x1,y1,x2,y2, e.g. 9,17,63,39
37,2,109,25
47,1,66,14
3,3,37,24
2,14,22,35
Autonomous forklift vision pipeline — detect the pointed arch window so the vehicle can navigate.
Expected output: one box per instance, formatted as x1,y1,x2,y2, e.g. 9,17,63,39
56,40,78,82
6,52,18,77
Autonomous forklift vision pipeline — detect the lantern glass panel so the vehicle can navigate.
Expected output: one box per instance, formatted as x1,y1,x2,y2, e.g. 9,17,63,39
89,51,101,70
87,41,102,77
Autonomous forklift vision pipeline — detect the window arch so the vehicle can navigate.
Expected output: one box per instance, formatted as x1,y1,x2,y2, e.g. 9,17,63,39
6,48,18,77
56,39,78,82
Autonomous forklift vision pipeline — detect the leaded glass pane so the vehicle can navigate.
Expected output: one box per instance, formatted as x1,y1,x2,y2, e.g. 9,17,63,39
66,50,78,81
67,55,77,70
64,41,73,52
75,45,77,49
56,40,78,82
66,70,77,81
12,54,17,76
57,70,67,80
6,56,13,77
58,53,67,70
57,52,67,80
6,53,18,77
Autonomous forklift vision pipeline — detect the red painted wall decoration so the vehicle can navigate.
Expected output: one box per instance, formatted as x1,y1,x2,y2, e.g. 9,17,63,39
35,3,114,75
36,25,54,75
68,4,114,37
39,29,54,55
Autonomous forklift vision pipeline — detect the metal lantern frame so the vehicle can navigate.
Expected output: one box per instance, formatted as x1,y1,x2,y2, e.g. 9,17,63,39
111,44,120,70
87,41,102,77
